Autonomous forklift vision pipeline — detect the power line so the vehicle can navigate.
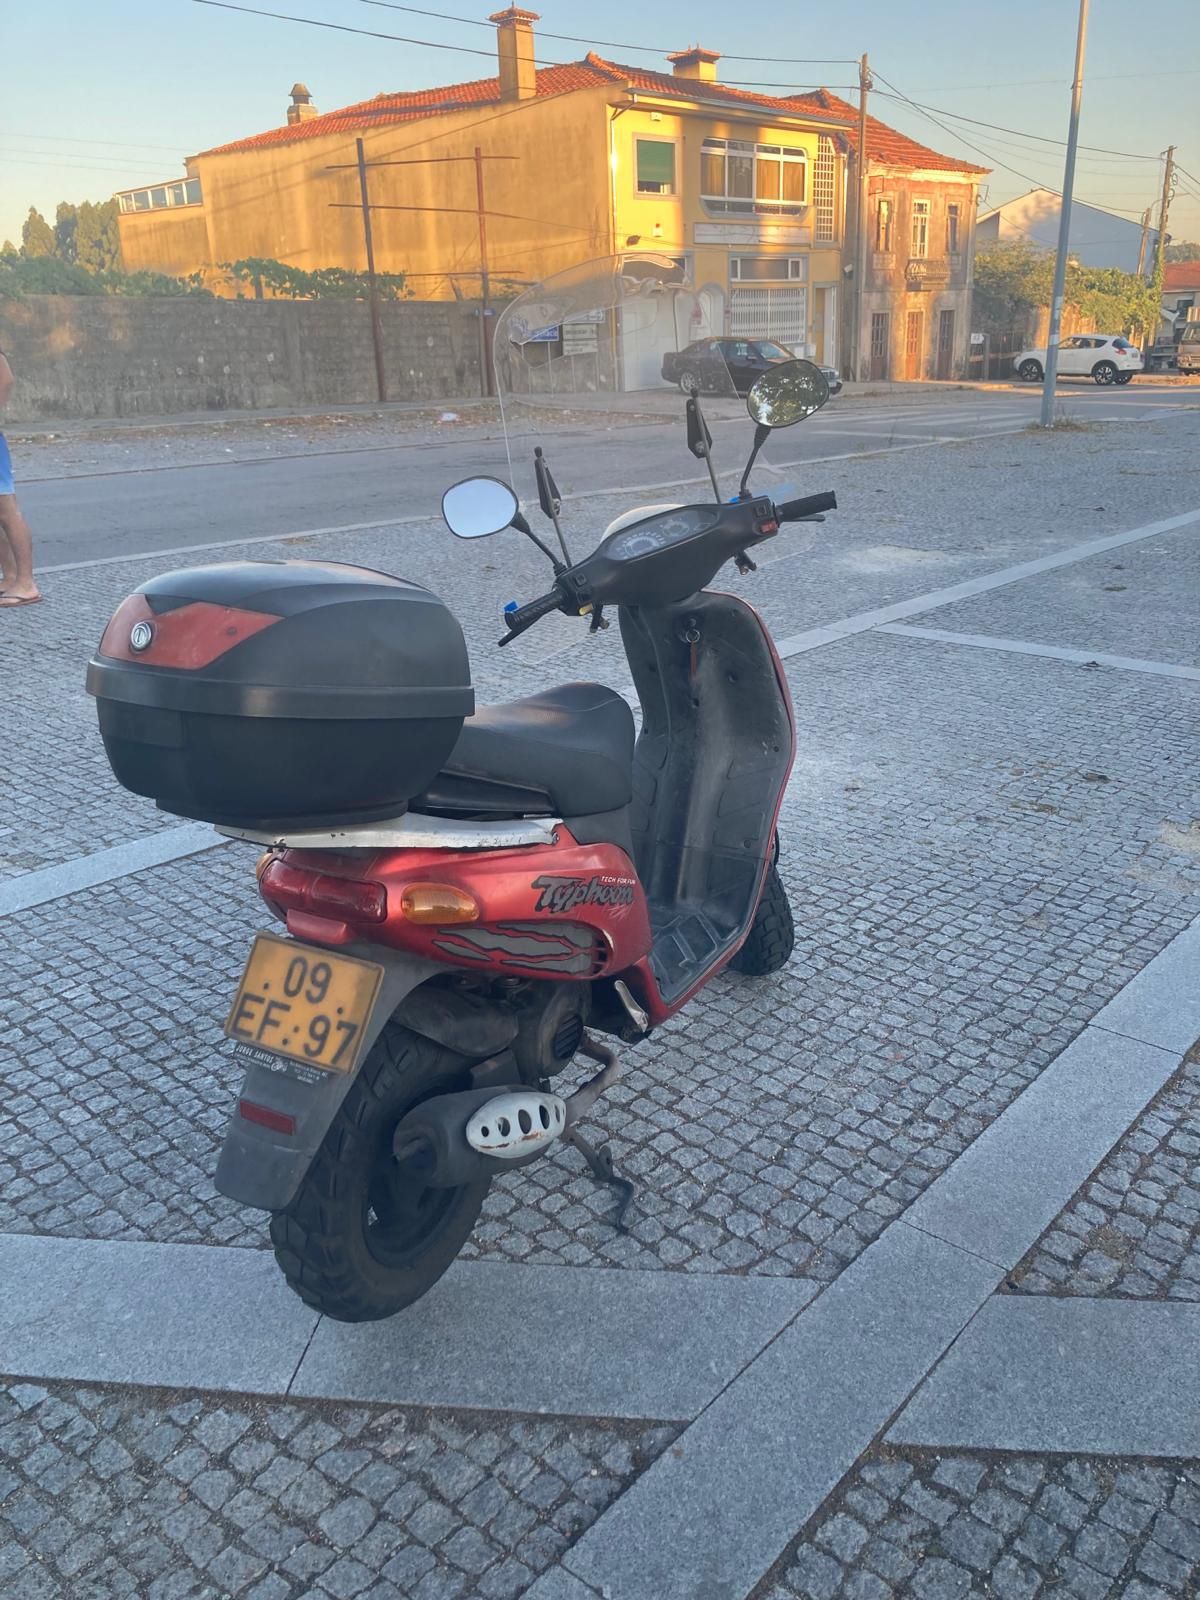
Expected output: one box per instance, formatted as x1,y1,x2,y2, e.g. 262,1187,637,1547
868,93,1158,161
190,0,561,61
870,68,1053,188
356,0,858,63
1,133,190,155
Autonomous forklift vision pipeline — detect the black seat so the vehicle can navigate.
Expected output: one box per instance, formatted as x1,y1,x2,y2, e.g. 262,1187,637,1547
416,683,635,818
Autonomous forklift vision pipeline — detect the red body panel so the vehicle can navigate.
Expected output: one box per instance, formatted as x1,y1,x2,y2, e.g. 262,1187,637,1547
268,830,652,983
98,594,280,669
258,596,795,1030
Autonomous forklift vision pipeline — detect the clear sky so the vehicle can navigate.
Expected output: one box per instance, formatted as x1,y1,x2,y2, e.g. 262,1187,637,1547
3,0,1198,250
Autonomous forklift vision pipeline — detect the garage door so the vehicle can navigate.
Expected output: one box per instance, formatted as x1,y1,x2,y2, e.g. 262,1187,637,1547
730,284,807,348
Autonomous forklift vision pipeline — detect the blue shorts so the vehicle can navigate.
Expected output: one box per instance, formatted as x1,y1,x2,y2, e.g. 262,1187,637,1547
0,434,14,497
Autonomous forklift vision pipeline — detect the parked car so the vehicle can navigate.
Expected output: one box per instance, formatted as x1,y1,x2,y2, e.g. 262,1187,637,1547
1175,323,1200,375
819,364,843,396
1013,334,1143,386
662,337,801,395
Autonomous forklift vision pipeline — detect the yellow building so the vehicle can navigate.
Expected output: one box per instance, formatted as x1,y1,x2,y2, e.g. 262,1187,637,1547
116,8,984,373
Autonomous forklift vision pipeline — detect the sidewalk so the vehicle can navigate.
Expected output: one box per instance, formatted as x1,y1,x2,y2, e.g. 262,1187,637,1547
1,406,1198,1600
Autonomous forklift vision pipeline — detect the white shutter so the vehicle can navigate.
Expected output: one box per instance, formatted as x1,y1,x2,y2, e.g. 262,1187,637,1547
730,285,807,348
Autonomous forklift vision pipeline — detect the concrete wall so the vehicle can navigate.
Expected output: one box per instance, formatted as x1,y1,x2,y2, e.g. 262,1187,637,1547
0,294,486,421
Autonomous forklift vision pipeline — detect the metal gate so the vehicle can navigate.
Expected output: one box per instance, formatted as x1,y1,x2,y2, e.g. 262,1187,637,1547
730,284,807,348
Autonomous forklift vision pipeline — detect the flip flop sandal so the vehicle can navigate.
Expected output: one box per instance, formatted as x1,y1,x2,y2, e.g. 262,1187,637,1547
0,594,43,608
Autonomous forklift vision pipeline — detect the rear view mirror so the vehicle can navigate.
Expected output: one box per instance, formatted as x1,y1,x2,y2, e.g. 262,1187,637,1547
442,477,519,539
747,360,830,428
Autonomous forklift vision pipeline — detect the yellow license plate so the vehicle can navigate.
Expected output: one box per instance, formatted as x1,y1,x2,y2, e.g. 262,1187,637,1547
224,934,384,1074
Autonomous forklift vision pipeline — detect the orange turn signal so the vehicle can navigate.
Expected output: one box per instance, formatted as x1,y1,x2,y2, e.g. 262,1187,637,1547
400,883,480,924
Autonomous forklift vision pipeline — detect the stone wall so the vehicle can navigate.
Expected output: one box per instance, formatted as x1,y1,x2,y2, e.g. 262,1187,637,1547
0,295,488,421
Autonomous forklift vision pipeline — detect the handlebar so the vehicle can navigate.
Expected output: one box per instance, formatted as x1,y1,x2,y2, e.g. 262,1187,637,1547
498,487,836,642
775,490,838,522
498,587,563,646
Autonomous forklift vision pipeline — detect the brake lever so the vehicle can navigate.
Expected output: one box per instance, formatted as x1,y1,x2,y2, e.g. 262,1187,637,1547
734,551,758,575
588,604,610,634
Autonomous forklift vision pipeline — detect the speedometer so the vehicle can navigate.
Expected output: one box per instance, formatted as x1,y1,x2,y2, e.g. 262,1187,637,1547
604,506,719,562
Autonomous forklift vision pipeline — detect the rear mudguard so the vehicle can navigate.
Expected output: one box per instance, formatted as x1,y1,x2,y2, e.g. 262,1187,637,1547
214,944,517,1212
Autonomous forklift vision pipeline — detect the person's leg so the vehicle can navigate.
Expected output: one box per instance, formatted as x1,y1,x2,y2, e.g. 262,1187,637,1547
0,436,39,602
0,494,40,601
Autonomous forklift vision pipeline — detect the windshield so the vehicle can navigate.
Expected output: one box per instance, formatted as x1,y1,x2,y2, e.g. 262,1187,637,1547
493,254,743,512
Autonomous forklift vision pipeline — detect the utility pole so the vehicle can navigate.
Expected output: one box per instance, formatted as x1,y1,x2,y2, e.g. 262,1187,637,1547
1135,207,1151,278
474,146,494,397
850,53,871,382
1153,146,1176,283
356,137,388,404
1040,0,1089,428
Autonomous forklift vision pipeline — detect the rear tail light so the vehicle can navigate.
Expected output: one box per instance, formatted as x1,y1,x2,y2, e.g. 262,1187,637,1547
259,858,387,924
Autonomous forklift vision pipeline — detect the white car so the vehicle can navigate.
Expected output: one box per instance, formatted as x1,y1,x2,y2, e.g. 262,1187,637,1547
1014,334,1143,386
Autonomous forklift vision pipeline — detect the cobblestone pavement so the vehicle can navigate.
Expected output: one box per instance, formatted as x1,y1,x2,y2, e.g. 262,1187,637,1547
2,410,1199,1600
1012,1046,1200,1301
0,1380,675,1600
3,633,1198,1270
755,1450,1200,1600
3,410,1196,876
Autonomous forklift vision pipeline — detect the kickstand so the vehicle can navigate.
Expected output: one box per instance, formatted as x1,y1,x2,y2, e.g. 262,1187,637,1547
564,1128,635,1233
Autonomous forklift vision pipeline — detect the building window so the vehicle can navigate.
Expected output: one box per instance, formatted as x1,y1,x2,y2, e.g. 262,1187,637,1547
911,198,930,258
946,202,961,254
813,136,836,242
876,198,894,252
636,138,676,195
731,256,808,281
117,177,203,214
701,138,807,215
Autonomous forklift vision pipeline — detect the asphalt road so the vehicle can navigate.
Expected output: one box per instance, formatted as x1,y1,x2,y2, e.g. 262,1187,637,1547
25,381,1197,568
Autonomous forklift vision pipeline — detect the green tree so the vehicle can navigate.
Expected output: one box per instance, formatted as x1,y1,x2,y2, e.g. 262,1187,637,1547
75,199,121,272
1,240,17,258
1164,240,1200,263
221,257,408,300
974,239,1160,344
55,201,79,262
21,207,56,258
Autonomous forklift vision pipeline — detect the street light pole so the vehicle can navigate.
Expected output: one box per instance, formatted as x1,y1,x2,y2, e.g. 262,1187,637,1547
1040,0,1089,428
356,137,388,404
850,53,871,383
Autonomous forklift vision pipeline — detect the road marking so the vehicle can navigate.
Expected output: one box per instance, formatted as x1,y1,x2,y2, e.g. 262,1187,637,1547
878,623,1200,681
38,425,1054,576
888,1297,1200,1457
10,503,1199,913
39,515,431,574
0,824,228,917
774,504,1200,659
0,1240,812,1420
544,1007,1185,1600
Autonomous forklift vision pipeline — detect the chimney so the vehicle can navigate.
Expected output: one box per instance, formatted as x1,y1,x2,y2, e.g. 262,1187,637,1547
287,83,318,125
490,7,538,102
667,46,720,83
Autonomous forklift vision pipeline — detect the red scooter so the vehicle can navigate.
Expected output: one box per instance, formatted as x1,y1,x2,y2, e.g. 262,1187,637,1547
88,262,835,1321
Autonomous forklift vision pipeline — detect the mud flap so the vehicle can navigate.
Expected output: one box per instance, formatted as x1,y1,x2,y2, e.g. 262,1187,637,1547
214,948,442,1212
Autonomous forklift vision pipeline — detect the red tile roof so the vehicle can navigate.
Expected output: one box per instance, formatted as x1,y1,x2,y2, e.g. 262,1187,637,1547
196,53,985,176
1163,261,1200,291
784,89,988,174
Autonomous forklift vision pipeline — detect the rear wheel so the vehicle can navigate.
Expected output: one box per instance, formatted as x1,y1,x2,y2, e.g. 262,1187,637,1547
1093,361,1117,385
678,368,702,395
269,1022,489,1322
1018,359,1043,382
729,864,795,976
